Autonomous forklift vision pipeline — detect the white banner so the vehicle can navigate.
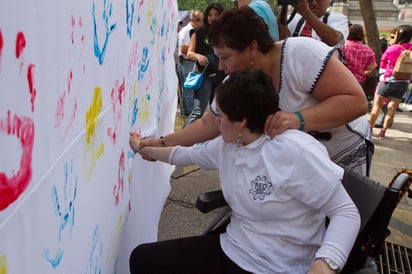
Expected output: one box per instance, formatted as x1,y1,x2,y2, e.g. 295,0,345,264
0,0,178,273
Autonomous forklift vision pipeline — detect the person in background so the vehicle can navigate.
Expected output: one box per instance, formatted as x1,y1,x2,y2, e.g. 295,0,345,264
375,32,393,127
369,25,412,139
403,85,412,111
129,69,360,274
183,2,226,127
139,7,372,176
233,0,279,41
342,24,377,99
177,9,203,116
279,0,348,47
380,34,388,54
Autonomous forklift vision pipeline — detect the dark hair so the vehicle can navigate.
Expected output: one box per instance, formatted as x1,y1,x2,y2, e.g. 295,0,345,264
208,7,274,53
347,24,365,42
203,2,224,28
216,70,280,134
395,25,412,44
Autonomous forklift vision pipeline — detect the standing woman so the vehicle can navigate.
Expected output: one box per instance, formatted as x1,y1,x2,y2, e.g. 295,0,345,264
342,24,377,98
184,2,226,128
369,25,412,138
140,7,371,176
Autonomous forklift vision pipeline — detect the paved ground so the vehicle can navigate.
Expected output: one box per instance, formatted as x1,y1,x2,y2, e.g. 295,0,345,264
158,106,412,250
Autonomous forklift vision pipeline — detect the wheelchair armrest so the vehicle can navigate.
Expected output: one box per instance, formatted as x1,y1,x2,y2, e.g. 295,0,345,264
196,190,227,214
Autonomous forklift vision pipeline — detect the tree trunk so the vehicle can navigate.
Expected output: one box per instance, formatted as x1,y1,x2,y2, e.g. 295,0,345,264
359,0,382,64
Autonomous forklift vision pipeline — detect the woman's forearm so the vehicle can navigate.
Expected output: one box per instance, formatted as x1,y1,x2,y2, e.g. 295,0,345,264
140,146,174,163
161,112,220,146
301,94,367,131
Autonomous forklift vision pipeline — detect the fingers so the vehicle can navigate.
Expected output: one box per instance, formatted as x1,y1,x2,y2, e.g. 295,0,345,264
129,133,159,162
197,54,208,66
264,111,300,138
129,133,142,154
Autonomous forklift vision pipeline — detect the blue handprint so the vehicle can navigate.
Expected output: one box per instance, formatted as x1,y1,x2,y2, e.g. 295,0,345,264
92,0,117,65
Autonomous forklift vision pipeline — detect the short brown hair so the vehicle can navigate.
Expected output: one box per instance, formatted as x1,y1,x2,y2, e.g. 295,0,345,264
347,24,365,42
208,7,274,54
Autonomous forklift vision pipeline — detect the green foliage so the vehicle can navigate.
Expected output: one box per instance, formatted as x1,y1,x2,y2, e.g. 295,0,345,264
177,0,277,12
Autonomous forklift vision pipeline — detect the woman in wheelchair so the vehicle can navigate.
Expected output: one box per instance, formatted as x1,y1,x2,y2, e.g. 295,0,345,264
129,70,360,274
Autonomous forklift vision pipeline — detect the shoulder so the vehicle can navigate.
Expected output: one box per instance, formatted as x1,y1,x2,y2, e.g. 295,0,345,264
327,13,348,21
284,37,332,54
387,44,403,55
249,0,272,11
288,14,303,31
264,130,327,161
179,24,192,36
401,42,412,50
271,130,319,148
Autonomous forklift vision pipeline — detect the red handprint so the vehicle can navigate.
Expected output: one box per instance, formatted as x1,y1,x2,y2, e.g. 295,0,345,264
0,111,34,210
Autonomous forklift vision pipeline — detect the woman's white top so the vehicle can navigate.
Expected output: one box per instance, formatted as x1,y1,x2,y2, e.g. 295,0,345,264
169,130,360,273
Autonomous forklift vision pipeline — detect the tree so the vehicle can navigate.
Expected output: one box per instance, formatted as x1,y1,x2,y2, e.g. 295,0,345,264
359,0,382,64
177,0,233,11
177,0,277,13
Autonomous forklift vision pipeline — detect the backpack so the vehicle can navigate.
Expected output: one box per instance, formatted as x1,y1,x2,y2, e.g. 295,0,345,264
393,45,412,80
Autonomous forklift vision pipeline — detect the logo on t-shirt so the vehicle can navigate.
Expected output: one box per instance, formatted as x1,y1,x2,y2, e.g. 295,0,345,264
249,175,272,200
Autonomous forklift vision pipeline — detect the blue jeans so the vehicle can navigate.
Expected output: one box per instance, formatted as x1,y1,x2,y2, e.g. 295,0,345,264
405,85,412,105
177,59,195,115
183,76,212,128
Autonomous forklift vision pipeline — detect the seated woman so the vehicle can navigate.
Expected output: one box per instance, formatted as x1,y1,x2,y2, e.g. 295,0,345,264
129,70,360,274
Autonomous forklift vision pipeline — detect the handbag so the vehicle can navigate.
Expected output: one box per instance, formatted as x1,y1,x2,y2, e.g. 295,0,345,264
183,63,208,90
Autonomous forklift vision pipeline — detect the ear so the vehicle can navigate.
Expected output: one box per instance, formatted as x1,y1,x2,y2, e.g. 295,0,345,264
249,40,258,53
239,118,247,130
248,40,258,64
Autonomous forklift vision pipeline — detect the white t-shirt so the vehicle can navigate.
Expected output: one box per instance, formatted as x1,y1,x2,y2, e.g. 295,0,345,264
169,130,360,273
288,13,349,47
178,22,193,58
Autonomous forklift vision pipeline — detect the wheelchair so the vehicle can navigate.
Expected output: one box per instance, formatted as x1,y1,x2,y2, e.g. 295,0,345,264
196,167,412,274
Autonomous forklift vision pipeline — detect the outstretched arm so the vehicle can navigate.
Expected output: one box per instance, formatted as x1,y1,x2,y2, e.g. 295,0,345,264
140,111,220,148
130,133,174,163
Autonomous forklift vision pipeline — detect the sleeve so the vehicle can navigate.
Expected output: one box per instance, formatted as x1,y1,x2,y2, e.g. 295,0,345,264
287,14,303,36
282,37,336,96
315,184,361,269
168,138,222,170
271,137,360,269
327,13,349,41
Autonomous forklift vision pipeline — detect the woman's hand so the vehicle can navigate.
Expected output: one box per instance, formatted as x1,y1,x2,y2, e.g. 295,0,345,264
140,137,162,148
129,133,142,154
196,54,209,67
264,111,301,138
130,133,158,161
